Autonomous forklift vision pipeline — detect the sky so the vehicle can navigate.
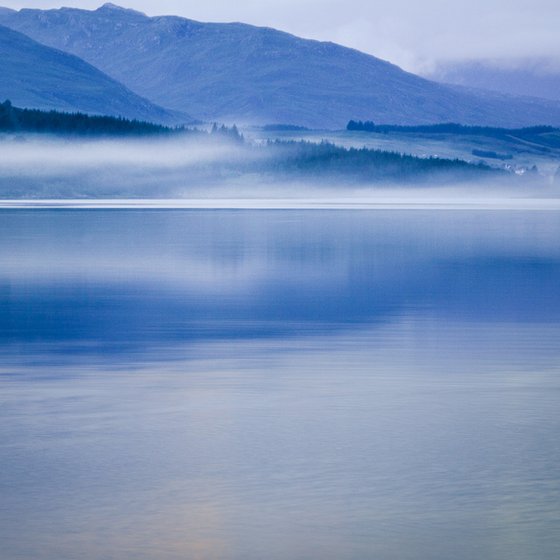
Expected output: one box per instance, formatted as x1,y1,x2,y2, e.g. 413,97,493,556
2,0,559,72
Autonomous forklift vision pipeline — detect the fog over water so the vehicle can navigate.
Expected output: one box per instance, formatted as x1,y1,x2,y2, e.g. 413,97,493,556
0,121,559,560
0,135,557,203
1,3,559,559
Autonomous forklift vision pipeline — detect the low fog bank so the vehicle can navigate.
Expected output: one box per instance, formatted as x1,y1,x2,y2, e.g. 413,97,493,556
0,134,558,202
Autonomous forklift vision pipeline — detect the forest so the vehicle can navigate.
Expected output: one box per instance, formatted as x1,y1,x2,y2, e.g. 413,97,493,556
0,101,502,186
347,120,558,139
261,140,498,182
0,100,177,136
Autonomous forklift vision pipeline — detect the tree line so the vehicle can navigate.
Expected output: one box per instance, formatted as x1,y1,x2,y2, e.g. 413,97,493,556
347,120,557,138
0,100,181,136
0,100,251,141
0,100,503,183
262,140,498,182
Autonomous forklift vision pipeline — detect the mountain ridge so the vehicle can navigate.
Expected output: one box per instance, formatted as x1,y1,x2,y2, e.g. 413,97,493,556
2,4,560,128
0,22,189,124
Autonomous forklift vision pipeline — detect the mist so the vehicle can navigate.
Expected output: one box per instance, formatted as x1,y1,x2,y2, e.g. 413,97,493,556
0,134,260,199
0,133,558,205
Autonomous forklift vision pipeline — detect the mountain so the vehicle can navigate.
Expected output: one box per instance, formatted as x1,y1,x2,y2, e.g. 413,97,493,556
0,23,187,124
424,59,560,103
2,4,560,128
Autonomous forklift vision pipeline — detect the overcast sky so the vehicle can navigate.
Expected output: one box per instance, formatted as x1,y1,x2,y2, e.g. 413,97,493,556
2,1,559,72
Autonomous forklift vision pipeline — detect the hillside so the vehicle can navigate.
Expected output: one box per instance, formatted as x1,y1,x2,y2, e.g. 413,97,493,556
2,4,560,128
0,23,186,124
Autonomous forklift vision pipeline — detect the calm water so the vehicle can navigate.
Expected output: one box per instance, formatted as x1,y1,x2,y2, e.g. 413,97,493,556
1,209,559,560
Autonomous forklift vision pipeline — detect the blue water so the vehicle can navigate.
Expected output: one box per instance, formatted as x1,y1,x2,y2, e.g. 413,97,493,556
1,209,559,560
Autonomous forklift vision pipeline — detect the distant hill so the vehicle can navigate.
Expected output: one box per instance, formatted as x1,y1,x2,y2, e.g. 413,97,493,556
0,23,187,124
425,59,560,103
346,121,560,142
2,4,560,128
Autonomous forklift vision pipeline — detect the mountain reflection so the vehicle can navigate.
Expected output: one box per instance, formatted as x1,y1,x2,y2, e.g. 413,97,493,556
1,209,559,355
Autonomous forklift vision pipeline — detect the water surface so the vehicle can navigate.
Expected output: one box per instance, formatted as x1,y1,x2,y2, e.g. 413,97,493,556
1,209,559,560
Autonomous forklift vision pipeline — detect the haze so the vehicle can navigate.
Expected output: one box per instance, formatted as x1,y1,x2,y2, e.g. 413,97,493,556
1,136,558,206
2,1,559,72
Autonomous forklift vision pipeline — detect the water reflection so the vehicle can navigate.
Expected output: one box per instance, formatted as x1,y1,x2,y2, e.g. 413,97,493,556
1,209,559,560
1,210,559,357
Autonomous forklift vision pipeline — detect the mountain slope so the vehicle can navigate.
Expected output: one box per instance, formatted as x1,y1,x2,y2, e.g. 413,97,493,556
0,23,187,124
425,59,560,103
2,4,560,128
